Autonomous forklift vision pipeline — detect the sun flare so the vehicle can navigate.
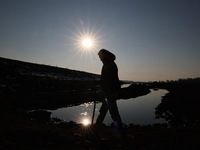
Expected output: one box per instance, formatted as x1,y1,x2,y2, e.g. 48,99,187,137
82,38,93,48
70,23,103,54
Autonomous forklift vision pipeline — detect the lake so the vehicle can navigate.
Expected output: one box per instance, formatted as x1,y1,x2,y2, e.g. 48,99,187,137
49,88,168,125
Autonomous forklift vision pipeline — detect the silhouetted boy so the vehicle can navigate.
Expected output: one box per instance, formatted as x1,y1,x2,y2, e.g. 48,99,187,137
96,49,123,131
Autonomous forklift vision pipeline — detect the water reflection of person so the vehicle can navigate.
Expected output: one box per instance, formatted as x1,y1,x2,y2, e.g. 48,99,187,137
96,49,123,130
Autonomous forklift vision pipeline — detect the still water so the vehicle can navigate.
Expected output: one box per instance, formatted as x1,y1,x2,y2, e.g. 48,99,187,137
50,89,168,125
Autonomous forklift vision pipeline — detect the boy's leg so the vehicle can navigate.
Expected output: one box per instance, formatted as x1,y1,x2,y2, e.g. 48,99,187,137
108,100,122,124
96,100,108,124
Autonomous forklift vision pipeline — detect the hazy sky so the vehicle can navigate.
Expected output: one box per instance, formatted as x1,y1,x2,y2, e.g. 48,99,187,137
0,0,200,81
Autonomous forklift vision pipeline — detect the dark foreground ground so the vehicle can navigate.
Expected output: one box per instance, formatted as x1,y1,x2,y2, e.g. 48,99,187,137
1,83,200,150
1,82,200,150
1,108,200,150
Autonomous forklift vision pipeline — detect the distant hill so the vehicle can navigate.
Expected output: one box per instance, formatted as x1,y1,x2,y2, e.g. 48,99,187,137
0,57,100,94
0,57,150,109
0,57,100,80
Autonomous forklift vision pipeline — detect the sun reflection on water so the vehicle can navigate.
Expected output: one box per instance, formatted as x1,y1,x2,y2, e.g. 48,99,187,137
82,119,90,126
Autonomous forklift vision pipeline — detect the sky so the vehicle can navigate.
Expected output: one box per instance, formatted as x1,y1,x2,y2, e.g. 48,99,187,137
0,0,200,81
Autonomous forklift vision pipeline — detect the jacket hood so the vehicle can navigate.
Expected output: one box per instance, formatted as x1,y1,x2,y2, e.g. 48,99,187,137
98,49,116,62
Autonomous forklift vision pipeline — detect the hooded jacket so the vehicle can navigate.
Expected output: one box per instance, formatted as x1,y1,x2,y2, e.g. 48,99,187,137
98,49,120,95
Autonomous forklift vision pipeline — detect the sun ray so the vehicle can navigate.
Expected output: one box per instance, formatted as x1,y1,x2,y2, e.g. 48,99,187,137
64,21,107,72
69,23,104,57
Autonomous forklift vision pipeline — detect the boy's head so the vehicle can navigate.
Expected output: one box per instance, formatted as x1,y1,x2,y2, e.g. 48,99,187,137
98,49,116,63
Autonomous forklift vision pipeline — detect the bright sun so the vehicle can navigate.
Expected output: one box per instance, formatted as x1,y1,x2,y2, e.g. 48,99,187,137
82,38,92,48
70,23,103,54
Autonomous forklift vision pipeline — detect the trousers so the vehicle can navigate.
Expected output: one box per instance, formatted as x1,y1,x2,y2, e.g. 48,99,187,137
96,97,122,125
